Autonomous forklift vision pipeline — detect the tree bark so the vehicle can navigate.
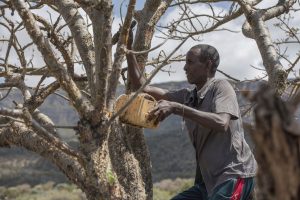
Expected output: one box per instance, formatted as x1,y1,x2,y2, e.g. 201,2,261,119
239,0,296,94
9,1,154,199
3,1,300,199
251,85,300,200
54,0,96,96
122,1,174,199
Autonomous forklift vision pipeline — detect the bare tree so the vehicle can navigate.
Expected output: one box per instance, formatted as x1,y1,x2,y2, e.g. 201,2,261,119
0,0,299,199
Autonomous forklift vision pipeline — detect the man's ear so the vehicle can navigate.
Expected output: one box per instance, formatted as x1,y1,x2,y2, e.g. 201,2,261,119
206,59,213,73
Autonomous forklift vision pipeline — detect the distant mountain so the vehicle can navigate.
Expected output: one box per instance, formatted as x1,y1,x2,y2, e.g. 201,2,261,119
0,79,265,186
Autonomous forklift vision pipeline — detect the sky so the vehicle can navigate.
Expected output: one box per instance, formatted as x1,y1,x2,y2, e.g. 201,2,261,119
130,0,300,83
0,0,299,86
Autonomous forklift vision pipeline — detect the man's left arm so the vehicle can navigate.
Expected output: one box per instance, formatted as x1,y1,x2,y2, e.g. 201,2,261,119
148,100,230,132
148,80,238,132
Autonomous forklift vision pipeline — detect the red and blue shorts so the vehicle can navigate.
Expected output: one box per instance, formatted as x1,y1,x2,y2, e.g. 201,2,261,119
171,177,255,200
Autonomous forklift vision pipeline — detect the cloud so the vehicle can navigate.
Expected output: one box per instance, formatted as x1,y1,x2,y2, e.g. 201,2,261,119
143,1,300,83
1,1,299,87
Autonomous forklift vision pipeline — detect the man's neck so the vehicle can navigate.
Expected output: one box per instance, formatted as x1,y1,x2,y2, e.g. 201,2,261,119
196,77,214,91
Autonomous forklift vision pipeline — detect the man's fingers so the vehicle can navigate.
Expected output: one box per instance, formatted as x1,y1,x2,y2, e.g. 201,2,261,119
147,106,161,121
154,110,161,118
149,105,159,114
156,113,163,123
147,107,158,121
154,111,163,125
154,117,160,125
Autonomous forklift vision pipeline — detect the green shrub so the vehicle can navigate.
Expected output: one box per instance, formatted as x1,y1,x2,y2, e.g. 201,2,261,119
153,178,194,199
3,187,20,199
153,188,172,200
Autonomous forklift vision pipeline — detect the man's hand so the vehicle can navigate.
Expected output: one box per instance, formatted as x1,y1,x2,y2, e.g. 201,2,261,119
147,100,176,124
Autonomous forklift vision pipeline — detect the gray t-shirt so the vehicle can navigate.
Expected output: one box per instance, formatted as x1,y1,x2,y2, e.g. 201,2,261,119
166,78,257,196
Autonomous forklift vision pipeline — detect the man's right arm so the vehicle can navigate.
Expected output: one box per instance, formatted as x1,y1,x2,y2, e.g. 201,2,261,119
126,52,170,101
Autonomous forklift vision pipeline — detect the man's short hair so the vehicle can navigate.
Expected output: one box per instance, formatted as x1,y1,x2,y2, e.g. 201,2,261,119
190,44,220,75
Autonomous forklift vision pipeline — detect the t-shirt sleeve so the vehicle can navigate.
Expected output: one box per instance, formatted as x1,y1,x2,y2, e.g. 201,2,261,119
165,88,189,104
212,80,239,119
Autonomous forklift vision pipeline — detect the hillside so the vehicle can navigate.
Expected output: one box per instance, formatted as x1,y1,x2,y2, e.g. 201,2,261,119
0,80,261,186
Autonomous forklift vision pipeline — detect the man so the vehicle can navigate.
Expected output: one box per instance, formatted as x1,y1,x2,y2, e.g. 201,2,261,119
126,39,257,199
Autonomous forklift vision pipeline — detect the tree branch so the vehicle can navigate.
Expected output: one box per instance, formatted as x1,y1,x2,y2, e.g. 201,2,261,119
32,109,57,136
238,0,289,94
173,8,243,36
53,0,95,99
106,0,136,111
109,36,189,124
34,13,74,76
262,0,296,21
133,0,173,65
0,122,87,189
27,81,60,112
0,107,23,118
242,0,296,39
87,1,113,115
11,0,93,118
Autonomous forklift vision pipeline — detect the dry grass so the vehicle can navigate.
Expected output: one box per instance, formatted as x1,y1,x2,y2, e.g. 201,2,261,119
0,179,194,200
0,182,86,200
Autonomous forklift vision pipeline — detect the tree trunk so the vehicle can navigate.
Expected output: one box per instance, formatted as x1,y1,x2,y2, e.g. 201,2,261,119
251,85,300,200
74,118,151,200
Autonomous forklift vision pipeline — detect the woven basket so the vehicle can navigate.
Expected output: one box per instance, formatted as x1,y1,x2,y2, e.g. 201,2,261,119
114,93,159,128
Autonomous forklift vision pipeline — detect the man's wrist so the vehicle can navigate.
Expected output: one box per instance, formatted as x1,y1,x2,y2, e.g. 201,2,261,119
172,102,184,116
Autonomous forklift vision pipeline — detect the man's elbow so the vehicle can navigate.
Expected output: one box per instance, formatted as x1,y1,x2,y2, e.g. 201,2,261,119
214,122,228,132
218,122,229,132
215,115,230,132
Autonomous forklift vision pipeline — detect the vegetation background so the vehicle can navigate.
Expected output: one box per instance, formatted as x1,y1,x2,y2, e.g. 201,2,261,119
0,80,263,199
1,0,300,199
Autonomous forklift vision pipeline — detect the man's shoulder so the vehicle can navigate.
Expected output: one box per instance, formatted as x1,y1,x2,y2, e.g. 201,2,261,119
166,87,193,103
213,78,235,89
211,79,237,96
170,87,193,93
214,78,230,84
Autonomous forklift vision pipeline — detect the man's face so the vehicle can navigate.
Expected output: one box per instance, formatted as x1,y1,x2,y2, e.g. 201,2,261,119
184,49,210,85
